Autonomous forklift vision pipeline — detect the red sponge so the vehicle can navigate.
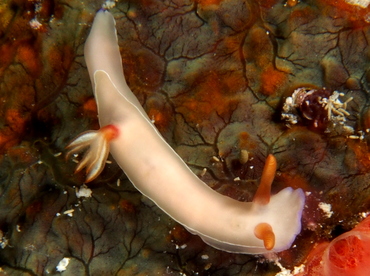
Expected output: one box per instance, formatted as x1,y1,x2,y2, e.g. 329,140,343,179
298,216,370,276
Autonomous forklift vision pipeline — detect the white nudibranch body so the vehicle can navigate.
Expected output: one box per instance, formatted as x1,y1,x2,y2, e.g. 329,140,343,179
67,10,305,254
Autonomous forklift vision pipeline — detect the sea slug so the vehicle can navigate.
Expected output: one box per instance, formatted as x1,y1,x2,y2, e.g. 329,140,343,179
66,10,305,254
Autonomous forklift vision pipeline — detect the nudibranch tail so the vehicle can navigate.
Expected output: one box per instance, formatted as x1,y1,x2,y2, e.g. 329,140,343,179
66,125,119,182
254,223,275,251
253,154,277,205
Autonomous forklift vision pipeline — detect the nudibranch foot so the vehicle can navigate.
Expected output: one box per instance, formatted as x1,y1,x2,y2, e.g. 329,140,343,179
66,125,119,182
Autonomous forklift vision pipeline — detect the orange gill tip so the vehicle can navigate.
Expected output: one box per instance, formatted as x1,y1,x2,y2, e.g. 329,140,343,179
66,125,120,182
254,222,275,251
100,124,119,141
253,154,277,205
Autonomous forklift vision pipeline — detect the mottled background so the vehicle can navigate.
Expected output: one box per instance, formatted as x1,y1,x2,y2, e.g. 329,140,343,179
1,0,370,275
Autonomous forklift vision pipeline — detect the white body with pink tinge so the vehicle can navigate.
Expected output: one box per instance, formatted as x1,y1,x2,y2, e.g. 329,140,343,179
68,10,305,254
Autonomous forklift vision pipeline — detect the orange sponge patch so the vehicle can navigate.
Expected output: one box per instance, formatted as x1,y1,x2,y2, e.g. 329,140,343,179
260,66,287,96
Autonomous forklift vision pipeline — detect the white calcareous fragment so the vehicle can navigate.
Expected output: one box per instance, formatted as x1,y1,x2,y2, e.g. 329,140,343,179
0,230,8,249
212,156,220,162
200,168,207,177
75,184,92,198
63,209,75,218
318,202,333,218
56,257,70,272
345,0,370,8
102,0,117,9
29,18,42,30
240,149,250,164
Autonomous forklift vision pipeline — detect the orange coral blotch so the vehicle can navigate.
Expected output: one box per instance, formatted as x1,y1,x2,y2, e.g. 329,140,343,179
0,109,28,152
0,129,18,153
177,71,238,125
82,97,98,117
239,131,258,150
16,43,42,77
288,6,317,27
346,140,370,172
6,109,27,134
318,0,370,29
119,199,136,214
47,44,74,81
196,0,223,6
260,66,287,96
147,108,169,131
278,172,310,191
0,43,16,74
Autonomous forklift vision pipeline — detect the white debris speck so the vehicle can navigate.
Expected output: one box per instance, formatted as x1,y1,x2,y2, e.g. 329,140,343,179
75,184,92,198
201,254,209,260
117,179,121,187
54,152,62,157
29,18,42,30
0,230,8,249
275,260,291,276
200,168,207,177
16,225,21,232
233,177,241,182
361,211,370,218
102,0,117,9
63,209,74,217
56,213,61,217
293,264,305,274
56,257,70,272
318,202,333,218
240,149,249,164
274,260,305,276
212,156,220,162
180,244,187,249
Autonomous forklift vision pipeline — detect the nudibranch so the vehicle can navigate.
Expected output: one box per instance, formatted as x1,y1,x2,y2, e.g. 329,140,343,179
66,10,305,254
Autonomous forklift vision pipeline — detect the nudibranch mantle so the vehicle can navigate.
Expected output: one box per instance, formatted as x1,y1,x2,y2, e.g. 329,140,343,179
67,10,305,255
